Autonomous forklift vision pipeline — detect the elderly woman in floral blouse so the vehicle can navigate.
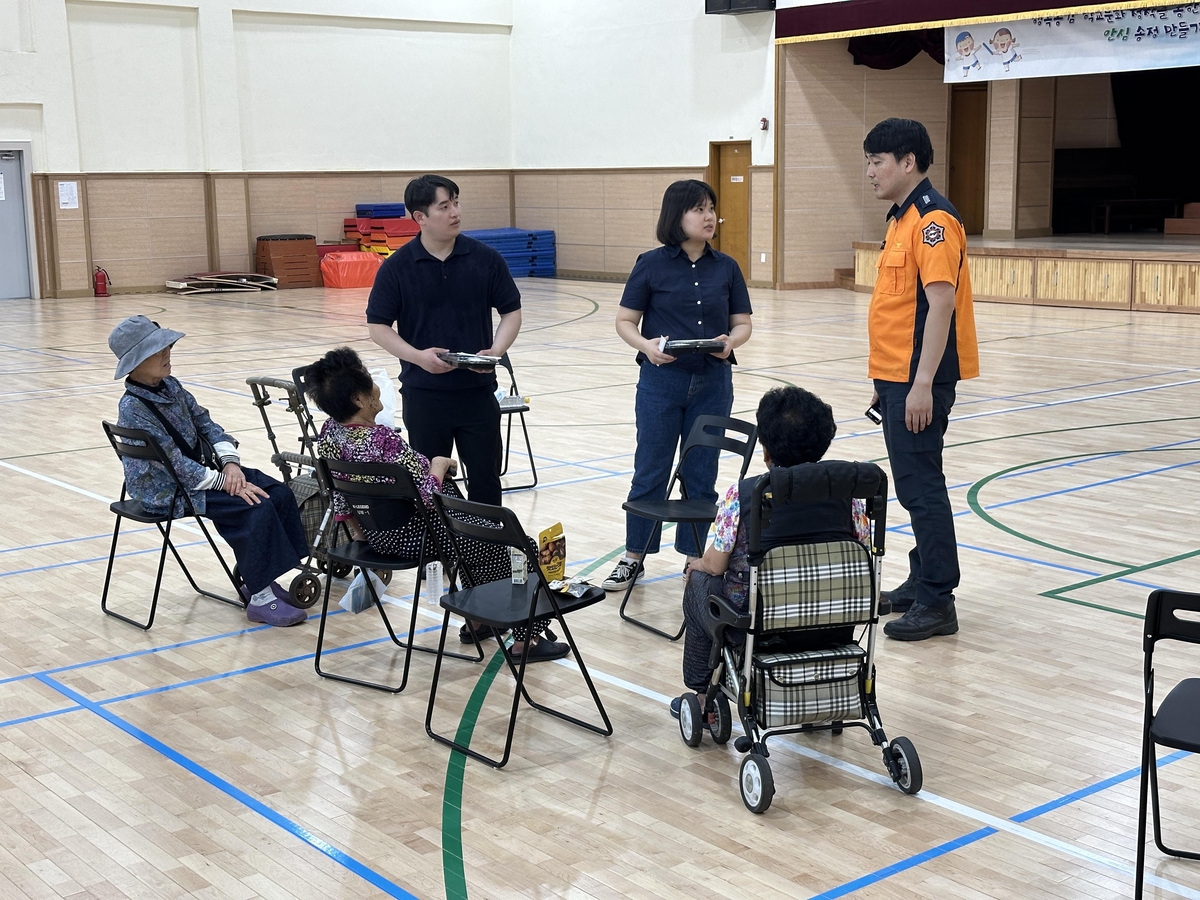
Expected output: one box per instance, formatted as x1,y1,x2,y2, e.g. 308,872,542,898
305,347,568,661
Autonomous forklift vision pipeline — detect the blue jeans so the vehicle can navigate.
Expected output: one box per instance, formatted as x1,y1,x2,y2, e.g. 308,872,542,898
874,379,959,609
626,361,734,557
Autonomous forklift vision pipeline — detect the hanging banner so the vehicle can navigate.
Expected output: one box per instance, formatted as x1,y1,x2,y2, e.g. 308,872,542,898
944,4,1200,82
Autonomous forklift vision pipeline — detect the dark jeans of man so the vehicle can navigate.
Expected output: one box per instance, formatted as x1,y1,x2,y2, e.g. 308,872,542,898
204,467,307,595
402,384,503,506
626,361,733,558
874,379,959,609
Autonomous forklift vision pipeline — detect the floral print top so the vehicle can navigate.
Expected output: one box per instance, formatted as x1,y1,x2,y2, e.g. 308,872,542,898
708,481,871,606
317,419,440,519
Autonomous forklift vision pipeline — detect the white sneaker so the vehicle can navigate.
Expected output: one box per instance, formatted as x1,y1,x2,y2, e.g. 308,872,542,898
602,558,644,591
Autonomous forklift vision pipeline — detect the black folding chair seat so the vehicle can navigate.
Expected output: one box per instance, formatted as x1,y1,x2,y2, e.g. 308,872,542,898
619,414,758,640
426,492,611,768
442,578,606,631
1135,589,1200,898
1151,678,1200,751
100,421,244,630
314,458,481,694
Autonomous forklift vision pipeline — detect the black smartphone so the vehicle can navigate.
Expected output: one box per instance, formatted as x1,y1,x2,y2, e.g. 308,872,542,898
865,403,882,424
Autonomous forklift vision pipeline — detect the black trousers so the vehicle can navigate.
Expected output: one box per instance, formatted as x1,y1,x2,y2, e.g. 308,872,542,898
402,385,503,506
875,379,959,610
203,467,308,595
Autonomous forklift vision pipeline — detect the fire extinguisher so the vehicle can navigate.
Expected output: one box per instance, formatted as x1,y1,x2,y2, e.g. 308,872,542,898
94,266,111,297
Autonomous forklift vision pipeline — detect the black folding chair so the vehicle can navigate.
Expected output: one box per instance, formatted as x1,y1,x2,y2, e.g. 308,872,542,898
425,492,612,768
100,421,243,630
497,352,537,492
619,415,758,640
314,459,481,694
1134,589,1200,899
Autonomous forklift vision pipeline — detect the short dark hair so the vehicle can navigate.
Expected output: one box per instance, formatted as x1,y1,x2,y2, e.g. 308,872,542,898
304,346,374,423
656,180,717,246
404,174,460,218
756,386,837,468
863,118,934,173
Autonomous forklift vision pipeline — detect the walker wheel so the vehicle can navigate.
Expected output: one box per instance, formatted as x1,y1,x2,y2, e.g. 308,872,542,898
890,736,923,795
832,721,844,736
740,753,774,813
678,694,703,748
288,572,322,609
373,569,393,587
709,693,732,745
330,562,353,579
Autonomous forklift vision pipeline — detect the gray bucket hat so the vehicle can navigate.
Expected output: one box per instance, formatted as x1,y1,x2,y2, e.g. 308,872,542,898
108,315,185,380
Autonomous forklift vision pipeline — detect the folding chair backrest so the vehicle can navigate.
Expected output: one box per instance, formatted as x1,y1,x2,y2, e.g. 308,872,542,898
498,352,519,395
434,490,531,554
680,415,757,472
318,458,424,533
758,540,874,631
103,420,175,467
1145,590,1200,653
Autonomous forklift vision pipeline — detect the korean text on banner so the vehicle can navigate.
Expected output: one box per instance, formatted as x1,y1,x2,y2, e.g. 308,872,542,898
944,5,1200,83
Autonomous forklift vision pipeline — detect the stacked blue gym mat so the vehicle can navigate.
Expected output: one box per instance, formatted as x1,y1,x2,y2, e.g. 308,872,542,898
356,202,407,218
462,227,556,278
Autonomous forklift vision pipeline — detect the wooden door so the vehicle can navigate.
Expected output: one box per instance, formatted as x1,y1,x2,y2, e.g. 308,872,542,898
948,85,987,235
710,141,751,276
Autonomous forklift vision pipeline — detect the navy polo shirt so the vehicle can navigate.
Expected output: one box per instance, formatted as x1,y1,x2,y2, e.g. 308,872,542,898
366,234,521,391
619,244,752,373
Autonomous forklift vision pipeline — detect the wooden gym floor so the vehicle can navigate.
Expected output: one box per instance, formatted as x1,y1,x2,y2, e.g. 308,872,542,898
1,282,1198,900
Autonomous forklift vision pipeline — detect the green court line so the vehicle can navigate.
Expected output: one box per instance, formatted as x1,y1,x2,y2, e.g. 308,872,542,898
1040,548,1200,619
438,540,635,900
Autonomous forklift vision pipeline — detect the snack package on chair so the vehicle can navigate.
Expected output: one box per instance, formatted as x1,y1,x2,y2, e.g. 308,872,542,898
538,522,566,582
340,569,387,614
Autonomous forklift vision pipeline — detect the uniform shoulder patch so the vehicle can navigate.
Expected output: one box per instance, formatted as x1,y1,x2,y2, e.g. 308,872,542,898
921,221,946,247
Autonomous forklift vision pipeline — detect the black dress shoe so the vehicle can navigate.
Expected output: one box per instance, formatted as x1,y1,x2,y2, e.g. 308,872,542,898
883,602,959,641
881,576,919,614
459,623,502,643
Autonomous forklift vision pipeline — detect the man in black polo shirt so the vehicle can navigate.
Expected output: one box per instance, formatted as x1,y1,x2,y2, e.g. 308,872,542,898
366,175,522,506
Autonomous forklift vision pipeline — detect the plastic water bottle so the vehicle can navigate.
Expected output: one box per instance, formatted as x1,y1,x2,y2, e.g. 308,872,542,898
510,548,527,584
425,561,442,599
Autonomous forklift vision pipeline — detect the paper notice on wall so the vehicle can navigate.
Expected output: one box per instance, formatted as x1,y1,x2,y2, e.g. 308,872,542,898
945,6,1200,83
730,175,744,183
58,181,79,209
0,173,5,201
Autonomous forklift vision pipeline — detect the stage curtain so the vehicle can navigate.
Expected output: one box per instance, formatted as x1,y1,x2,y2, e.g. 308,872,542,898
847,29,945,69
1110,65,1200,202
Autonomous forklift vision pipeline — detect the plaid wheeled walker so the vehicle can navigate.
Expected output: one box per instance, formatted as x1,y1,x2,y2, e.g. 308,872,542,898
678,460,922,813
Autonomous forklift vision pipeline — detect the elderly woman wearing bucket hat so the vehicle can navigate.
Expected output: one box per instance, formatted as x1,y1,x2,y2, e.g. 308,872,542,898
110,315,308,627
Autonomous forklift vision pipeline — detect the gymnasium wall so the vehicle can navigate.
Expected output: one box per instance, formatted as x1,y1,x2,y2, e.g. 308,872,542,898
776,40,950,287
3,0,779,293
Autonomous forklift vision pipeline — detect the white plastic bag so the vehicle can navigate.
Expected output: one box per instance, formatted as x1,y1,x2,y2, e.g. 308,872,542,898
340,568,388,614
370,367,397,428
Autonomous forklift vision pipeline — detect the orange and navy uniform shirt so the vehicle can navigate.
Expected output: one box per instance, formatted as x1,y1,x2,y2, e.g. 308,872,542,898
868,178,979,384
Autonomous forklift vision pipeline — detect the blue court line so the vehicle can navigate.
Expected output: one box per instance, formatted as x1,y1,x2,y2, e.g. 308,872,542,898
35,673,421,900
810,750,1192,899
0,539,207,578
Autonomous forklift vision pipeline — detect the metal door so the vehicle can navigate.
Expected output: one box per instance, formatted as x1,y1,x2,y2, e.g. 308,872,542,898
0,151,32,300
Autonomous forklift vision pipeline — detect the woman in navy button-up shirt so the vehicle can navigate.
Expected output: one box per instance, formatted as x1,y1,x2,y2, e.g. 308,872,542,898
604,180,753,593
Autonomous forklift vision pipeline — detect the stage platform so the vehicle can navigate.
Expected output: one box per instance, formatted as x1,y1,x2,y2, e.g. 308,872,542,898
853,233,1200,313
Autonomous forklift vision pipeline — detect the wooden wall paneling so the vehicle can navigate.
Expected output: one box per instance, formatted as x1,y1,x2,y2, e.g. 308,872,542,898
749,165,774,286
1035,258,1131,308
203,175,218,271
1133,262,1200,310
854,246,880,289
968,255,1035,302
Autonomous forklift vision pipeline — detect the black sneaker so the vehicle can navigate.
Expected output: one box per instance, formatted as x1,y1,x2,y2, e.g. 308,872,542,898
881,576,919,614
602,558,644,591
883,602,959,641
522,639,571,662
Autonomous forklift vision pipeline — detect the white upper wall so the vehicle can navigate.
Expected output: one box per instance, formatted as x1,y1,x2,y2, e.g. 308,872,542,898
510,0,775,168
0,0,775,173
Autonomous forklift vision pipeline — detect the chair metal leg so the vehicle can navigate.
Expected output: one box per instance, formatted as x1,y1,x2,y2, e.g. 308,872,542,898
616,522,686,641
500,412,538,493
1135,729,1152,900
1148,742,1200,861
184,515,244,606
100,513,170,631
314,565,408,693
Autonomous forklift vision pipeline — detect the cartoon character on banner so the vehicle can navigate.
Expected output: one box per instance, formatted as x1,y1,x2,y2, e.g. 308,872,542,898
989,28,1022,72
954,31,984,77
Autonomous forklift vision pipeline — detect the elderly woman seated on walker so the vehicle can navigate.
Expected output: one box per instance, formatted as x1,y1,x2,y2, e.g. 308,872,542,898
109,315,310,627
670,386,870,719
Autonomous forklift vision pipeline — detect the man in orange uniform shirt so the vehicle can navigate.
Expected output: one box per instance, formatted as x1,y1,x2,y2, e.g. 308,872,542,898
863,118,979,642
